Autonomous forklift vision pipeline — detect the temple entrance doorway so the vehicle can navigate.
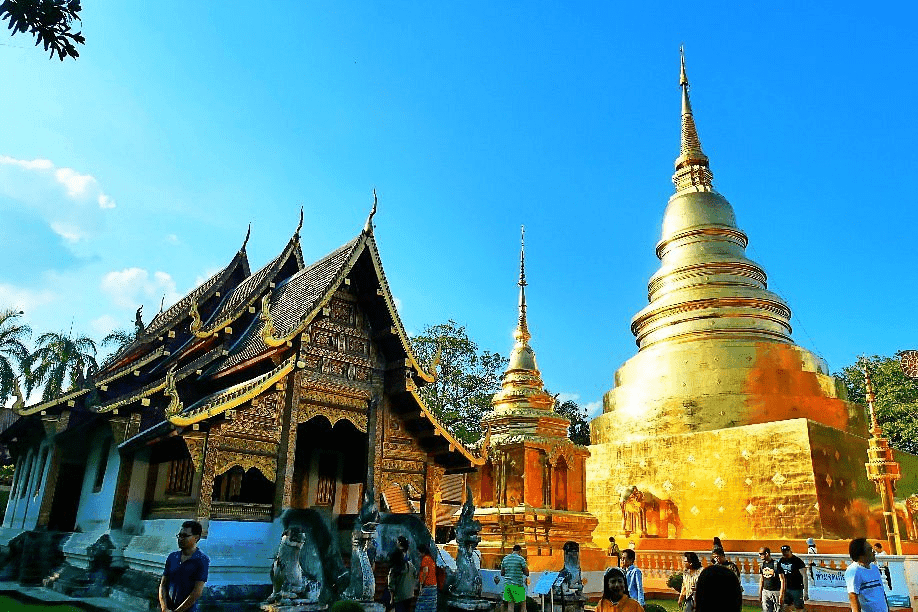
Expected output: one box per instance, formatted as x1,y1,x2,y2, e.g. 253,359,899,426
47,461,84,531
291,416,367,520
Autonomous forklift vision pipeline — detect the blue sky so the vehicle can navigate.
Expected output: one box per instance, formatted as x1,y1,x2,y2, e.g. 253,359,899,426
2,2,916,415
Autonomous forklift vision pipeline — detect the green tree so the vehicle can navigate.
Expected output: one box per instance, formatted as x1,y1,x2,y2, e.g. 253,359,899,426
551,394,591,445
1,0,84,60
26,330,97,402
835,354,918,455
411,320,506,444
0,309,31,406
101,328,135,355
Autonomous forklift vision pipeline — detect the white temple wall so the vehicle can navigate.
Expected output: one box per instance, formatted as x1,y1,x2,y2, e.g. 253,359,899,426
74,429,119,532
15,442,53,530
121,447,151,534
2,452,27,529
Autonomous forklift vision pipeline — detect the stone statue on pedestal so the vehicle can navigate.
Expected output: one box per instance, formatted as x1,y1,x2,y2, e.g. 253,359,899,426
446,487,489,611
343,489,383,612
553,541,585,612
262,526,323,612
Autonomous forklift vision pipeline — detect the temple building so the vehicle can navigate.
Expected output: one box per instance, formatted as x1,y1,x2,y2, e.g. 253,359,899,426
465,231,600,570
586,54,918,543
0,208,479,602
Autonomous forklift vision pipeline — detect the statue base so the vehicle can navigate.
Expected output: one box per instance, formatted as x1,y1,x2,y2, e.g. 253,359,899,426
447,596,494,612
260,600,326,612
348,601,385,612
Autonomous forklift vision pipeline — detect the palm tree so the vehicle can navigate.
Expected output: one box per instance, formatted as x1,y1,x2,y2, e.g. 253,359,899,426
102,328,135,353
26,331,98,402
0,309,31,407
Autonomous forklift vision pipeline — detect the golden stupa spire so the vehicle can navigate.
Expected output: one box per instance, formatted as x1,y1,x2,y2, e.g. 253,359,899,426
862,361,882,436
673,46,714,193
515,225,530,344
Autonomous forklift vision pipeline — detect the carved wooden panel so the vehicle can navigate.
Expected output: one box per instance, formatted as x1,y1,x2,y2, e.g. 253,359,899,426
213,451,277,482
223,391,283,442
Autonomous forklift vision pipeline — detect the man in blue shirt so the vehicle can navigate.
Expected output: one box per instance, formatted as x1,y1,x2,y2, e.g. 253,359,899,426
160,520,210,612
620,548,644,606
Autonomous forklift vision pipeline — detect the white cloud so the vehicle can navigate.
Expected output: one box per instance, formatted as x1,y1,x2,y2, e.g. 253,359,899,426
556,392,580,404
101,267,180,310
0,154,116,248
91,314,120,336
55,167,96,198
0,283,57,313
584,400,602,418
0,155,53,170
165,233,180,244
393,295,403,311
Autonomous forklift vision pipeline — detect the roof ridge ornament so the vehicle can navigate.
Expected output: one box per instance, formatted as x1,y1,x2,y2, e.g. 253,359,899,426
241,223,251,251
364,188,378,234
164,366,183,418
295,207,304,238
673,46,714,193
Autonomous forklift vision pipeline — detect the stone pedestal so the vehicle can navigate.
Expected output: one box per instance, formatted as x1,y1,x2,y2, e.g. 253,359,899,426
260,601,326,612
446,595,493,612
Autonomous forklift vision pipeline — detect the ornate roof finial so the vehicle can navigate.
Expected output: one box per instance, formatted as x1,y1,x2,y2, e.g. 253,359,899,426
673,46,714,193
515,225,530,344
861,359,882,436
364,188,378,234
241,223,251,251
295,207,304,237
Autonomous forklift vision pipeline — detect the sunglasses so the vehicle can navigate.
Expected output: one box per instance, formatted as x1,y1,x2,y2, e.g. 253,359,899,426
176,533,195,539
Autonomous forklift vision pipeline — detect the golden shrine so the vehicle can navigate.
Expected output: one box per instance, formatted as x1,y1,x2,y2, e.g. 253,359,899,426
586,52,918,544
465,230,601,571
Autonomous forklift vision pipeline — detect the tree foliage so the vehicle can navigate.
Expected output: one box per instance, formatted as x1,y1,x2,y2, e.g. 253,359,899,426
411,320,506,444
1,0,84,60
551,394,591,445
0,309,31,406
26,330,97,401
835,354,918,455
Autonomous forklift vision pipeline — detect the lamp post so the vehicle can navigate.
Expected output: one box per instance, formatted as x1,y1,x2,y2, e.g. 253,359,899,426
862,361,902,554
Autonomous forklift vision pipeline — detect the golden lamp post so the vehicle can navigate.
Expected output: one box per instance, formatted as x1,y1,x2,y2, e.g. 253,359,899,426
862,360,903,554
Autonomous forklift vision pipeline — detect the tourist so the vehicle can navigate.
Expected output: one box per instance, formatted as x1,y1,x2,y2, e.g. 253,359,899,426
806,538,817,555
777,545,808,611
416,543,438,612
159,520,209,612
759,547,781,612
501,545,529,612
608,536,621,566
387,538,417,612
695,564,743,612
621,548,644,606
597,567,643,612
872,543,890,588
872,543,886,557
845,538,889,612
678,552,702,612
713,546,740,578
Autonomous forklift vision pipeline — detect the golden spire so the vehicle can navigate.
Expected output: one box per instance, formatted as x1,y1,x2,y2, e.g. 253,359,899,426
515,225,530,344
673,46,714,193
862,360,882,436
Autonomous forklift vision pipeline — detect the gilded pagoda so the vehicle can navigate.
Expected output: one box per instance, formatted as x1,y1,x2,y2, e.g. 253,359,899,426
0,206,480,604
586,53,918,543
466,230,600,570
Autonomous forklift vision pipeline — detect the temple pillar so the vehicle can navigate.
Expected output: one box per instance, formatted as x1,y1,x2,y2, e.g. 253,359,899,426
109,415,142,529
424,464,444,533
35,445,60,528
276,369,299,512
195,426,222,535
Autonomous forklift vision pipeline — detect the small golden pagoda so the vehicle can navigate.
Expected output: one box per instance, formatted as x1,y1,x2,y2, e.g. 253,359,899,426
466,229,601,570
586,51,918,543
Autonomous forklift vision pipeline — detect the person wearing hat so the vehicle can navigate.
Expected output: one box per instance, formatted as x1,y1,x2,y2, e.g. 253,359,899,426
806,538,817,555
777,545,808,611
758,547,781,612
597,567,644,612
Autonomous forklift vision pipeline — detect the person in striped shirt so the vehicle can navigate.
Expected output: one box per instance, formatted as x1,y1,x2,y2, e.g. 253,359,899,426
501,545,529,612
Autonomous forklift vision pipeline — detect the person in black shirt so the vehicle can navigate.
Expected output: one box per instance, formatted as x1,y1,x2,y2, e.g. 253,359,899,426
777,545,808,610
759,547,781,612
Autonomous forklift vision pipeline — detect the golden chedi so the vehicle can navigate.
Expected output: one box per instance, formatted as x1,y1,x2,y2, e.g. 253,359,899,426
466,230,601,570
586,52,918,543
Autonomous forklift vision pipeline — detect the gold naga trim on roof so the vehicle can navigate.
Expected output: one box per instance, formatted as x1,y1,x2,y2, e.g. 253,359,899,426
260,293,287,348
409,388,484,466
15,387,89,416
166,357,296,427
95,346,166,386
164,367,183,418
188,299,215,339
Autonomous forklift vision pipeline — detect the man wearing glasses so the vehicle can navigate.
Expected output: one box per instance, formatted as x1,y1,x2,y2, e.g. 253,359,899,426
160,520,210,612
